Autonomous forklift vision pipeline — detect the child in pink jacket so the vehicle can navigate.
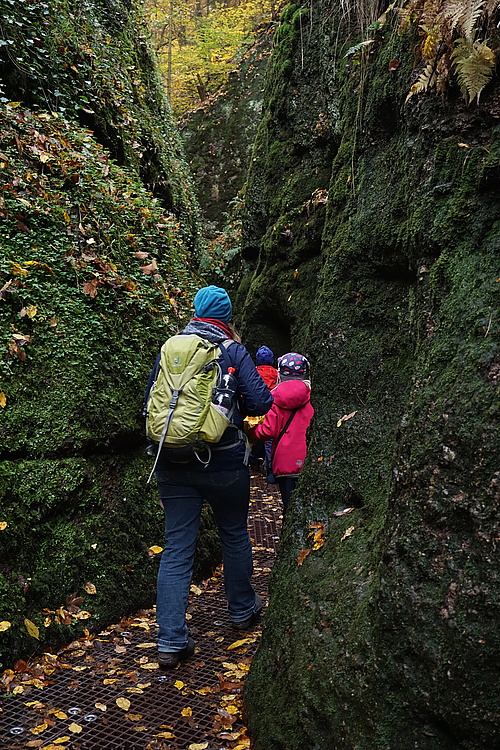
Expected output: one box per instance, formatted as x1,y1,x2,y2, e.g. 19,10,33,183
253,353,314,510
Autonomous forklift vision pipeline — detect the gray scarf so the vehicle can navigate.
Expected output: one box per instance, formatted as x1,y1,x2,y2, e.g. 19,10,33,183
183,319,231,344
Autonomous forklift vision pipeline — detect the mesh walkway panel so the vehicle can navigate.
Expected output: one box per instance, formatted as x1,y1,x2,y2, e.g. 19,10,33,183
0,474,282,750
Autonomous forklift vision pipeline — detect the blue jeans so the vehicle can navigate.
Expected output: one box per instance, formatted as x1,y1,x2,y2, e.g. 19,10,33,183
155,467,256,651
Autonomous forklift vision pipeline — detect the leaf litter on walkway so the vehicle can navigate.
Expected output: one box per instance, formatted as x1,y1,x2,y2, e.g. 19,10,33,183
0,475,281,749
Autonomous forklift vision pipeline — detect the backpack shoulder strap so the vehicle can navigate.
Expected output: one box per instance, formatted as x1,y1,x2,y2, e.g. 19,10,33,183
218,338,236,370
271,408,298,459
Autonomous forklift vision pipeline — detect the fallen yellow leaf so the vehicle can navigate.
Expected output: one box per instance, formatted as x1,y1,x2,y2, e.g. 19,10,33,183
84,582,96,594
190,585,202,595
95,703,107,712
10,261,28,276
13,685,24,695
53,737,71,744
74,610,92,619
0,620,11,631
30,724,48,735
136,642,156,648
337,410,358,427
341,526,355,541
25,618,40,639
126,713,143,721
53,711,68,720
116,697,131,711
0,393,6,408
188,743,209,750
174,680,185,690
227,638,253,650
69,723,82,733
181,707,192,716
156,731,175,739
148,545,163,555
26,305,37,318
103,678,119,684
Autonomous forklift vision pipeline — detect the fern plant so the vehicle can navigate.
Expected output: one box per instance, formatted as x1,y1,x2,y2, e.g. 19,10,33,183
445,0,486,37
400,0,500,104
452,36,496,102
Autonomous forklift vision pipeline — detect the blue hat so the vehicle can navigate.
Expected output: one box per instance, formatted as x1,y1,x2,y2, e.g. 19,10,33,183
256,345,274,365
193,285,232,323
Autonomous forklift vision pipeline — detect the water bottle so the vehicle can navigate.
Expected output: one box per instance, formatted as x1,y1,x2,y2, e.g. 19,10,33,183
212,367,237,417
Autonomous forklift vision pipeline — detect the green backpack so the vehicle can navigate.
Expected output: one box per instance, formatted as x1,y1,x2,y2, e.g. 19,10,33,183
146,334,235,481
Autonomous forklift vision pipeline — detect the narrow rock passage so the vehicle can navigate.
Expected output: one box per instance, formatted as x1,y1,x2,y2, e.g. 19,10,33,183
0,475,281,750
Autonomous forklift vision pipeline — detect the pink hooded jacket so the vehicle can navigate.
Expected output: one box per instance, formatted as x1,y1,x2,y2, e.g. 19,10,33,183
253,380,314,477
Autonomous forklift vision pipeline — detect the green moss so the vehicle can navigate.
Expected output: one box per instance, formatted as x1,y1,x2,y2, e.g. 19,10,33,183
0,0,220,667
279,4,299,23
0,455,221,667
240,5,500,749
292,6,309,28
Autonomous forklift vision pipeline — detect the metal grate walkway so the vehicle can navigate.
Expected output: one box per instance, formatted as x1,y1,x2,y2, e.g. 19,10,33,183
0,474,281,750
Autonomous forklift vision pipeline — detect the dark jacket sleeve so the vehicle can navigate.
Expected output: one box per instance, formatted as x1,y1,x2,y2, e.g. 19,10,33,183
228,343,273,418
144,353,161,409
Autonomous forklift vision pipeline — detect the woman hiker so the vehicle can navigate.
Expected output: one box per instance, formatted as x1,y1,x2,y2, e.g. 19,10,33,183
146,285,273,669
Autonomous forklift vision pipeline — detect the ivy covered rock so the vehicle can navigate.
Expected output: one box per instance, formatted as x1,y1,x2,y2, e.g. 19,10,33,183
239,3,499,748
0,0,220,667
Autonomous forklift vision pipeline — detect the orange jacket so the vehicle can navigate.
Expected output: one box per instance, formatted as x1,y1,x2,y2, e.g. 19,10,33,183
256,364,278,391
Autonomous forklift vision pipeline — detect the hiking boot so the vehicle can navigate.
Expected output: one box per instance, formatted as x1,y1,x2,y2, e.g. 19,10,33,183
158,637,195,669
231,594,263,631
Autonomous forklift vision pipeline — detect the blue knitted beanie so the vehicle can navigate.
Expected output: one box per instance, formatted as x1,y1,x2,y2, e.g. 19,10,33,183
256,345,274,365
193,285,232,322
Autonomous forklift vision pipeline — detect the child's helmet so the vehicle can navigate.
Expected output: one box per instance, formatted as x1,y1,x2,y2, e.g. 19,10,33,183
278,352,310,378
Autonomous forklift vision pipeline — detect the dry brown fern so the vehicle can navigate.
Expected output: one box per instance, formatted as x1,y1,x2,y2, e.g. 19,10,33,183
445,0,487,37
400,0,500,102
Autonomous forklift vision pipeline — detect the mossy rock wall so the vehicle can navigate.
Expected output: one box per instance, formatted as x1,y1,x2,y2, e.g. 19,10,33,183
240,4,499,748
0,0,220,667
